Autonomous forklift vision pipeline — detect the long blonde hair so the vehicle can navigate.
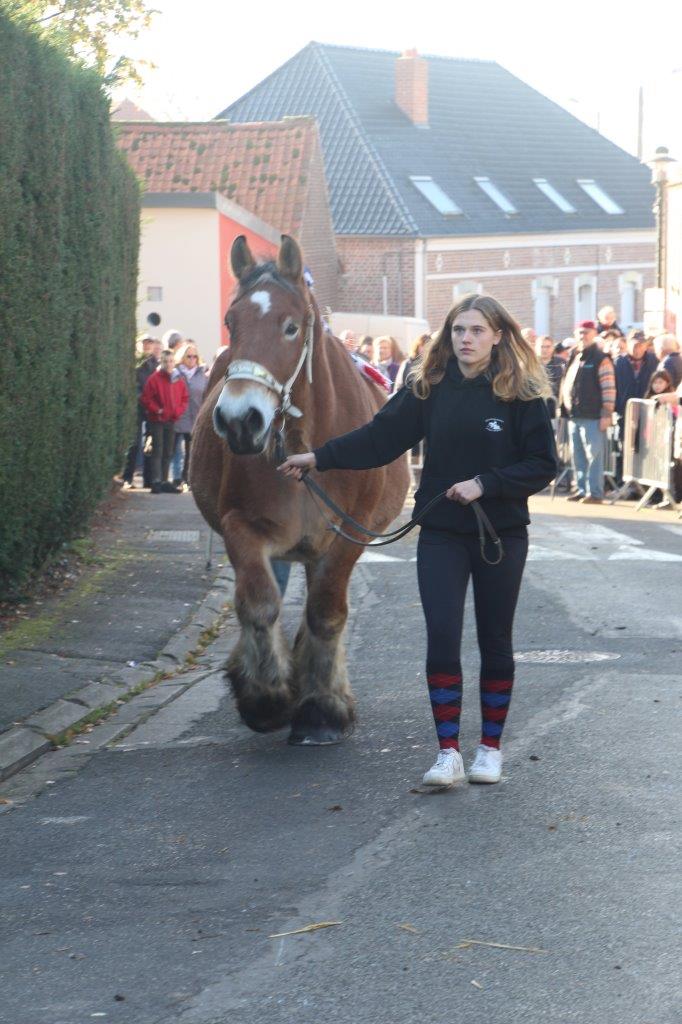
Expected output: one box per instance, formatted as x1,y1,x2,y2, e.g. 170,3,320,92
412,294,551,401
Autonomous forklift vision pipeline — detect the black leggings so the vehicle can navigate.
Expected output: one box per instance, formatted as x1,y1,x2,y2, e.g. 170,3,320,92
417,527,528,680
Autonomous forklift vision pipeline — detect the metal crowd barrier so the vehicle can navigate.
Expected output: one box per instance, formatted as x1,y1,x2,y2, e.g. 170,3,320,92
549,417,572,497
621,398,678,510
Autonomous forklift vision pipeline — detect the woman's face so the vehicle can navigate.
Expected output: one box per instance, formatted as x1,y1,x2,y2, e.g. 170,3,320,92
378,339,392,362
184,349,199,367
651,376,668,394
539,337,553,362
162,353,175,374
451,309,501,371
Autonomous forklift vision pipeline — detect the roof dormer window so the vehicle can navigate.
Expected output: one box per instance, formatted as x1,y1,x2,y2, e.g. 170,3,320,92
409,176,461,216
533,178,576,213
577,179,624,215
474,176,517,214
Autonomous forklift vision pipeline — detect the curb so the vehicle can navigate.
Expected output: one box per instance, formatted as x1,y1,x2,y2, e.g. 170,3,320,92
0,567,234,785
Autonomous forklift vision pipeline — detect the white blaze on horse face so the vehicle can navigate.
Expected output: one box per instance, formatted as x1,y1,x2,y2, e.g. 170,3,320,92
213,380,279,443
250,291,271,317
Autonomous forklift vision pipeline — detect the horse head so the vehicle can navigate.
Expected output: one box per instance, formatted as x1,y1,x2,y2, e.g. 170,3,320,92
213,234,315,455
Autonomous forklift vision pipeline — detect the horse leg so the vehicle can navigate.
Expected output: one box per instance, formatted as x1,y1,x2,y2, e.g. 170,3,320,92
222,514,292,733
288,547,358,746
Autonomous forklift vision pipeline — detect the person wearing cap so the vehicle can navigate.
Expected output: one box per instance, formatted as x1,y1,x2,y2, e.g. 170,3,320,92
615,330,658,418
560,321,616,504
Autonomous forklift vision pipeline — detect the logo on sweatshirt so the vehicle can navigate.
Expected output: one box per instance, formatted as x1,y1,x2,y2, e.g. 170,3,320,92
485,418,504,433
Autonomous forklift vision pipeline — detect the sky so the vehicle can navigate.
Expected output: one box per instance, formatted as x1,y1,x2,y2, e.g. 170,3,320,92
113,0,682,161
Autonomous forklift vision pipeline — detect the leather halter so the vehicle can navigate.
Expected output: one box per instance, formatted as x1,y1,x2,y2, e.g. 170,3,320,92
223,304,316,419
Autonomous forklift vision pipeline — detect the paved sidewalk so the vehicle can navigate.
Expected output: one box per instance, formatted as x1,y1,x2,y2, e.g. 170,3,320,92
0,486,231,783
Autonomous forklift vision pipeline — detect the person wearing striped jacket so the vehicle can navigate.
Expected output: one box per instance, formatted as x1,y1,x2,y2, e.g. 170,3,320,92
560,320,616,504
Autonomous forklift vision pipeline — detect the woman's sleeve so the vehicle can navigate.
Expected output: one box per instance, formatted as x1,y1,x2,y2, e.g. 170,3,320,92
314,386,425,471
477,398,558,498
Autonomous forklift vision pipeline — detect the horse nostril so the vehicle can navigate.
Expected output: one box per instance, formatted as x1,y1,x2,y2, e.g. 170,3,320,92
213,407,228,435
244,407,264,436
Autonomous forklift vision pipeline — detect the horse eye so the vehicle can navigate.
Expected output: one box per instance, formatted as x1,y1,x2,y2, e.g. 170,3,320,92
283,320,299,339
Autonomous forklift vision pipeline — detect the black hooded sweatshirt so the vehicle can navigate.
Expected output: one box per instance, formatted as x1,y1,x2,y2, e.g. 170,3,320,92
313,359,558,534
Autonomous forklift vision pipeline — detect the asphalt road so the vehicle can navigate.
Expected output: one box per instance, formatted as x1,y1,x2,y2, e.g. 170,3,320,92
1,500,681,1024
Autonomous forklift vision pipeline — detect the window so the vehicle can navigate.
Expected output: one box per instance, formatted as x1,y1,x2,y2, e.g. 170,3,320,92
474,177,517,214
409,176,461,216
574,274,597,322
146,286,163,301
453,280,482,298
532,277,557,335
533,178,576,213
619,271,643,329
577,179,624,215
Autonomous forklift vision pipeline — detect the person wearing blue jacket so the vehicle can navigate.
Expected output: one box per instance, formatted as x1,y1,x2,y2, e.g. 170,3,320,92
279,294,557,788
614,331,658,417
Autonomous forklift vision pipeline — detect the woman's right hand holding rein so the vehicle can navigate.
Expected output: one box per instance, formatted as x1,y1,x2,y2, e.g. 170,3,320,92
277,452,317,480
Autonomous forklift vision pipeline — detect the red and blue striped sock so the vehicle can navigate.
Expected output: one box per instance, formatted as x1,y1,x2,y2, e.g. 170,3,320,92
427,672,462,750
480,677,513,749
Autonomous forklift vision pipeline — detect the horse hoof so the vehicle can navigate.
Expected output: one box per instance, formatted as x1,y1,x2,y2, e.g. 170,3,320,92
236,695,292,734
287,726,344,746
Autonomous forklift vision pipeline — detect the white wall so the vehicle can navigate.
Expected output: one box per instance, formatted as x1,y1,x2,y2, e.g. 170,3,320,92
137,207,220,364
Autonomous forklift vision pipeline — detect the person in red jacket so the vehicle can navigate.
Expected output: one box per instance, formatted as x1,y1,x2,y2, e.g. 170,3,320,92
141,349,189,493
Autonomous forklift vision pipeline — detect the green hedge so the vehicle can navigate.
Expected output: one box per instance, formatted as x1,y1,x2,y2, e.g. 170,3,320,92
0,12,139,597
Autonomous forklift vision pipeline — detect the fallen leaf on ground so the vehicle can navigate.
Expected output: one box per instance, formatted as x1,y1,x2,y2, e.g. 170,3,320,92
397,924,419,934
458,939,548,953
268,921,342,939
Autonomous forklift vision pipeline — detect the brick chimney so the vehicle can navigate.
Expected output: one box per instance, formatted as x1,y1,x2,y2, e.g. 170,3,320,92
395,49,429,127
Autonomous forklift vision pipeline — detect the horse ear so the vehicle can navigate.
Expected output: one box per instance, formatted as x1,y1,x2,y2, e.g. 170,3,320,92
231,235,255,281
276,234,303,282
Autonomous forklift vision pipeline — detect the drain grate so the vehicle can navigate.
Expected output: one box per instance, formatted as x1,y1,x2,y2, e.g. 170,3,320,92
148,530,200,544
516,650,620,664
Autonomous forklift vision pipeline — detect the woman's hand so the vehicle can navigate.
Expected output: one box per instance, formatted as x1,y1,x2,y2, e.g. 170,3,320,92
446,478,483,505
277,452,317,480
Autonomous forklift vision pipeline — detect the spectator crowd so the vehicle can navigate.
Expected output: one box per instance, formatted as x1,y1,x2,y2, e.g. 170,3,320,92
121,329,209,494
120,304,682,508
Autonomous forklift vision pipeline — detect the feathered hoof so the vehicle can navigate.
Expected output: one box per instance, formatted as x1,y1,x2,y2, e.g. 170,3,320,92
287,697,355,746
236,692,292,733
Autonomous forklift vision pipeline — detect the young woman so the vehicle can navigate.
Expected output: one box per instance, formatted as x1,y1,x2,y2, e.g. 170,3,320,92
372,335,404,389
279,295,557,787
173,341,209,490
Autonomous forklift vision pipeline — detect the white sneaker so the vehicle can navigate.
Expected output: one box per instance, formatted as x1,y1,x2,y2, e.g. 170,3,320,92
467,744,503,784
422,749,465,787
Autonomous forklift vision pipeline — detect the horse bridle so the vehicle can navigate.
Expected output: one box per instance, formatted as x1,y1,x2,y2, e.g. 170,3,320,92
221,288,503,564
223,304,316,419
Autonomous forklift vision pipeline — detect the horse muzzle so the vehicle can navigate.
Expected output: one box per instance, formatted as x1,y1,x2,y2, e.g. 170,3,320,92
213,403,271,455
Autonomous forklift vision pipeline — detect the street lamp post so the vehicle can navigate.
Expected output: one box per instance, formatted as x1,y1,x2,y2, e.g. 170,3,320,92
645,146,675,292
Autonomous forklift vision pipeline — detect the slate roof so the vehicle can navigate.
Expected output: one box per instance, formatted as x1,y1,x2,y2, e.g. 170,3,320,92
217,42,654,238
115,117,321,236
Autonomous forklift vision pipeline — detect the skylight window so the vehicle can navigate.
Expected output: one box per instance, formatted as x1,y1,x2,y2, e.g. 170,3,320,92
577,179,624,215
533,178,576,213
474,177,517,214
409,176,461,216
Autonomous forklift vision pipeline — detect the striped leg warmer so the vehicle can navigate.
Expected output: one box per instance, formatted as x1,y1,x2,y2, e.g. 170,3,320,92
480,677,514,749
427,672,462,751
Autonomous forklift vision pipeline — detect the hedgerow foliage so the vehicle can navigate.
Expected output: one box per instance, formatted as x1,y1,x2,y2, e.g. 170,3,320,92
0,11,139,597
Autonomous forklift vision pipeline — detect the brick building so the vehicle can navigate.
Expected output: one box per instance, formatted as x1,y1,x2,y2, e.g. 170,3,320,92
115,117,339,354
661,160,682,333
219,43,656,336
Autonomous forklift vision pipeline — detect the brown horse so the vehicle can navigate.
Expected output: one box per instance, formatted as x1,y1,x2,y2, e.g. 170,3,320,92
190,235,409,745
